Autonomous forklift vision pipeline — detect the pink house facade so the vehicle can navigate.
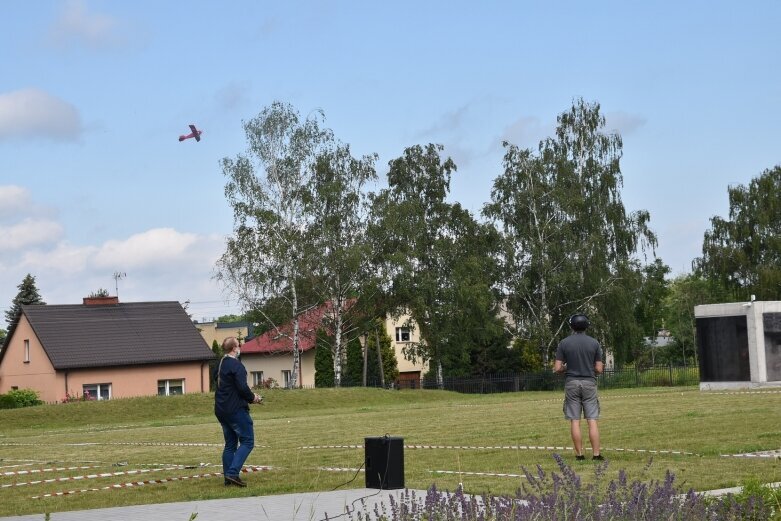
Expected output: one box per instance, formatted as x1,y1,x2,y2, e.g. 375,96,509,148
0,298,214,402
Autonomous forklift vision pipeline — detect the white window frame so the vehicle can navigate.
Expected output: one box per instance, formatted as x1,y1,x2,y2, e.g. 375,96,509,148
281,370,292,388
83,383,111,400
395,327,411,342
158,379,185,396
23,339,30,363
251,371,264,387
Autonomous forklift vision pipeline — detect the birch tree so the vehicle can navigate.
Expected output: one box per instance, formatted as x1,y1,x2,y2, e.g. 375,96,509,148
307,144,379,386
217,102,332,388
484,98,656,363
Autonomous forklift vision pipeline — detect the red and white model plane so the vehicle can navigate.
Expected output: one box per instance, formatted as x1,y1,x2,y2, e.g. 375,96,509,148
179,124,202,142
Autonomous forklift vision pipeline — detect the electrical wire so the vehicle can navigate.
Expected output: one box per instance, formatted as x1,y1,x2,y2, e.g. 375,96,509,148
316,435,395,521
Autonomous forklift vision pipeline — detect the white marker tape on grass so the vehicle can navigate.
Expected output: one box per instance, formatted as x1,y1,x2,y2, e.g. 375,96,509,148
319,467,364,473
30,465,272,499
2,465,102,477
430,470,526,478
299,444,698,456
5,466,181,488
0,441,270,448
4,464,220,488
0,463,35,470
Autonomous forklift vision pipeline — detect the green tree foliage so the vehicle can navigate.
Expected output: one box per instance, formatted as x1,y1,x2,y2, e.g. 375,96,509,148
662,273,731,365
342,335,364,386
308,139,379,386
483,99,656,363
5,274,46,327
314,328,335,387
364,322,399,386
217,102,333,388
208,339,223,391
0,389,43,409
696,165,781,300
371,144,508,384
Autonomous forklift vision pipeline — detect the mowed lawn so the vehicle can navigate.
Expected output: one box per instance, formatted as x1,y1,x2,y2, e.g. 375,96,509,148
1,387,780,517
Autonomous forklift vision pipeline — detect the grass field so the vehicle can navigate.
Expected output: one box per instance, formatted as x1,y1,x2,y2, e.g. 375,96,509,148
0,386,780,517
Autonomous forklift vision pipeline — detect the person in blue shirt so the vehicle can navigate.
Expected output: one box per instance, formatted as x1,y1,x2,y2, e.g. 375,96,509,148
214,337,262,487
554,314,604,461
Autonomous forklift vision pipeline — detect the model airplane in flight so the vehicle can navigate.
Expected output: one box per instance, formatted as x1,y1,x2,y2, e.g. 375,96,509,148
179,124,202,142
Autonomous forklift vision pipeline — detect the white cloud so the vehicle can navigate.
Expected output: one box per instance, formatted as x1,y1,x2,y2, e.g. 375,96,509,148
0,88,83,142
0,218,64,250
20,242,97,275
93,228,217,269
0,186,32,217
604,111,647,136
5,228,232,312
47,0,123,49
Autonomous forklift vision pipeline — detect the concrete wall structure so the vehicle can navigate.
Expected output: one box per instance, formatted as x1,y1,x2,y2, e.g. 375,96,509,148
695,300,781,390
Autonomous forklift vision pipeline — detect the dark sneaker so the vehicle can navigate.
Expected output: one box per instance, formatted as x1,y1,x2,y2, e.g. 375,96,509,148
576,455,585,461
592,454,604,461
224,475,247,487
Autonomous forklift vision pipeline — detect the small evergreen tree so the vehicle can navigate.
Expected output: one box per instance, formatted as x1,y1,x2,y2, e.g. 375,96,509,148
209,339,223,391
343,335,364,387
365,323,399,386
5,274,45,327
314,328,335,387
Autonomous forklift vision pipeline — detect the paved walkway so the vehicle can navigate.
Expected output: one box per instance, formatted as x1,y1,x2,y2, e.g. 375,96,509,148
0,488,418,521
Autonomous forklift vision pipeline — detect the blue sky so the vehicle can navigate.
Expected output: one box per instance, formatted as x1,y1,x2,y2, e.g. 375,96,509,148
2,0,779,322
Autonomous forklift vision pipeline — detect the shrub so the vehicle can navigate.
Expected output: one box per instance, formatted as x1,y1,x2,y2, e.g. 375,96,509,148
346,454,774,520
0,388,43,409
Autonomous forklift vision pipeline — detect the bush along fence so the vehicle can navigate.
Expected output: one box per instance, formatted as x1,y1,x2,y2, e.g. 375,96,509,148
412,364,701,394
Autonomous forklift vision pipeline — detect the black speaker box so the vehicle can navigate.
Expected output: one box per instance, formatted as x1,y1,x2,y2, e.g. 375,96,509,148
364,436,404,489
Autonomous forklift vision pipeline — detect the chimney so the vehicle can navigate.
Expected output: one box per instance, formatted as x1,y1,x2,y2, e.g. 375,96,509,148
83,296,119,306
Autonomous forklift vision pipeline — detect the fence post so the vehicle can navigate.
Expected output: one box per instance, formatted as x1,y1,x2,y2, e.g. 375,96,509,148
669,363,673,385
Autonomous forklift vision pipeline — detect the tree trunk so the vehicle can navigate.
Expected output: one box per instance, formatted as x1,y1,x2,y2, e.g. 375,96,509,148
333,307,343,387
436,359,443,389
375,327,385,388
362,333,368,386
290,286,300,389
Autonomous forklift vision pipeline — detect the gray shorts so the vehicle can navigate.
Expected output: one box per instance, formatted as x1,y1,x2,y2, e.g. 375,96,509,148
563,379,600,420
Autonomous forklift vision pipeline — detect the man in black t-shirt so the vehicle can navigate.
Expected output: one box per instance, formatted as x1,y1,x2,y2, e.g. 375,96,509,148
554,314,604,461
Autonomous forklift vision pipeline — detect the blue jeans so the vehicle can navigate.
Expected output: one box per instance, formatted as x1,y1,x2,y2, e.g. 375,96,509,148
219,408,255,477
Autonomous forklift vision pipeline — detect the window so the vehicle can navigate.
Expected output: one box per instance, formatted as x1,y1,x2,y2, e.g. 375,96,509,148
251,371,264,387
23,339,30,363
281,370,291,388
158,379,185,396
395,327,410,342
83,383,111,400
11,386,18,391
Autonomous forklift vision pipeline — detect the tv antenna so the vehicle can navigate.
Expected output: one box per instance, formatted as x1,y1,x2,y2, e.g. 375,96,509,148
113,271,127,298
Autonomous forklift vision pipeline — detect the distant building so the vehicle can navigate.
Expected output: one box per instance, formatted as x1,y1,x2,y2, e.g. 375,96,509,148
195,320,253,350
0,297,214,402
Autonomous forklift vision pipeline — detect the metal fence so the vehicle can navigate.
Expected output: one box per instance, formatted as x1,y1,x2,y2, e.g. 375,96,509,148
408,364,700,394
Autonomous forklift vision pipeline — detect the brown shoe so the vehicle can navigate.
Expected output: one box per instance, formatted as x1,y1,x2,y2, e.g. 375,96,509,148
224,475,247,487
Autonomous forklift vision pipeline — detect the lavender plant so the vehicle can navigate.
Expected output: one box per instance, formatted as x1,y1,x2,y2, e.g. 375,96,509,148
346,454,773,520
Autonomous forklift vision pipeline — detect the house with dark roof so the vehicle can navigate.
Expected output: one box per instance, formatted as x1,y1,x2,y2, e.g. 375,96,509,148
0,296,215,402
